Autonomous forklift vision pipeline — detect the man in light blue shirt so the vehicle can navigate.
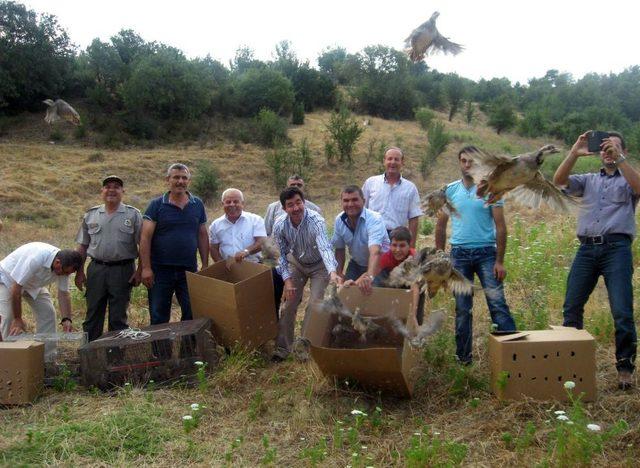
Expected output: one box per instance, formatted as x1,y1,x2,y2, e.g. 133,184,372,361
333,185,389,293
435,146,516,365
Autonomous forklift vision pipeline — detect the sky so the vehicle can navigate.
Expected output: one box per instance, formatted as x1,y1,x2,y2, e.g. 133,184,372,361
21,0,639,84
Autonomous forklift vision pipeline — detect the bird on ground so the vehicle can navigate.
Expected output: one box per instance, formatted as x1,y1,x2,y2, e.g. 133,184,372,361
422,186,459,218
43,99,81,126
260,236,280,268
405,12,463,63
466,145,580,211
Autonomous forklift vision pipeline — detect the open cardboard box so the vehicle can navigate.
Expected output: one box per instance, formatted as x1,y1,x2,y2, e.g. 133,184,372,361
489,326,597,401
0,341,45,405
186,261,277,349
305,286,421,398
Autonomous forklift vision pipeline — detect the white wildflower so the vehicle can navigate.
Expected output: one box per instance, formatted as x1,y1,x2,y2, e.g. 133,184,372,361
564,381,576,389
182,415,193,421
413,432,422,436
556,415,570,421
554,410,566,415
194,361,204,366
190,403,200,410
361,445,367,449
587,424,602,432
351,409,367,416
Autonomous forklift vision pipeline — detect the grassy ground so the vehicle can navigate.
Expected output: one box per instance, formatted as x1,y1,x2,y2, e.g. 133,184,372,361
0,111,639,466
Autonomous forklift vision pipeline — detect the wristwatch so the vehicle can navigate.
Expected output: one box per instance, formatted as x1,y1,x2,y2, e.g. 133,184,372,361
615,154,627,165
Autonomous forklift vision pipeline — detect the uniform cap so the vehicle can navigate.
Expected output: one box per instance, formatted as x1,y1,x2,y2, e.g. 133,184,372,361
102,175,124,187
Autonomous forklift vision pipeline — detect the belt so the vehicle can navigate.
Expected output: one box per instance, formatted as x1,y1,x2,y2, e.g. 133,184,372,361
578,234,631,245
91,258,135,266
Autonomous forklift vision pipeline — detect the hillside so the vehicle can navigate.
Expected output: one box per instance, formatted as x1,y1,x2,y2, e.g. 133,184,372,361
0,112,638,466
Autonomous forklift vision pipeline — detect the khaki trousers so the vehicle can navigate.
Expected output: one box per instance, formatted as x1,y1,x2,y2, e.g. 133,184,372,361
274,255,329,357
0,283,57,340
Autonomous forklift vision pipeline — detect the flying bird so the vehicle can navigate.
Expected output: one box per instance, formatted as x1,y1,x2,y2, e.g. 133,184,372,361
405,12,464,63
386,248,473,298
466,145,580,211
43,99,81,126
388,309,446,347
321,283,385,342
422,186,459,218
260,236,280,268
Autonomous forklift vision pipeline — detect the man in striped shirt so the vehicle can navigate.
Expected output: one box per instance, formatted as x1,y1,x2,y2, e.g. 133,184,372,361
272,186,339,361
362,147,423,247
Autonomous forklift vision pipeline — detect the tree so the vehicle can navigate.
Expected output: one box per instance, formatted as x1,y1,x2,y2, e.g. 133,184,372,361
290,65,336,111
272,40,299,79
487,97,517,134
325,107,364,164
0,1,75,111
121,49,214,121
443,73,467,121
235,68,295,116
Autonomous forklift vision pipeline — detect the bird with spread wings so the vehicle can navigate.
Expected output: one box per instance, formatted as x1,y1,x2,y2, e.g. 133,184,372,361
405,12,463,63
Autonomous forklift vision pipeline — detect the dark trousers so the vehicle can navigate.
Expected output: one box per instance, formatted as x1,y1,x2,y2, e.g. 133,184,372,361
83,261,134,342
563,239,637,372
272,267,284,320
451,246,516,364
345,260,368,281
148,265,194,325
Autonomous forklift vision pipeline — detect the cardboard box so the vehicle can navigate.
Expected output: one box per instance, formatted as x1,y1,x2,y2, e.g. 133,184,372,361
305,286,421,398
489,326,597,401
0,341,45,405
186,261,277,349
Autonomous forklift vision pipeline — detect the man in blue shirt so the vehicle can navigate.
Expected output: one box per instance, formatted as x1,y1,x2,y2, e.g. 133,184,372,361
332,185,389,294
435,146,516,365
554,130,640,390
140,163,209,324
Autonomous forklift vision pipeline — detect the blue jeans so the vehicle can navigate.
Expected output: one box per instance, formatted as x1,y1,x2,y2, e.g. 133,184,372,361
563,239,637,372
451,246,516,363
148,264,194,325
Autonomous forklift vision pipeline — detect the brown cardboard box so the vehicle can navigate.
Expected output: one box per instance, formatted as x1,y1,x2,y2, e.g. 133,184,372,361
305,286,421,398
186,261,277,349
489,326,597,401
0,341,45,405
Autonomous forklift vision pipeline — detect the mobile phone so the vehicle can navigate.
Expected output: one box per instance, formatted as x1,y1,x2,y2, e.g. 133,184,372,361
587,130,610,153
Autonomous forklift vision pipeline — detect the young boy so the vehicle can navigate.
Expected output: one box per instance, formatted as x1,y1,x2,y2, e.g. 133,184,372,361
372,226,425,324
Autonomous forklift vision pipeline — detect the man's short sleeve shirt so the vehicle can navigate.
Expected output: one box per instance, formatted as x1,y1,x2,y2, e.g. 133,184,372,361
209,211,266,263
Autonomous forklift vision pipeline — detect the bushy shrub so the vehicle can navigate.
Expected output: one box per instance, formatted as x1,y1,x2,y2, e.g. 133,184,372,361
256,108,288,147
420,218,434,236
235,68,295,117
487,97,517,134
415,107,435,130
290,66,336,111
464,101,475,124
266,139,313,188
325,108,364,164
291,101,304,125
517,108,548,137
421,121,450,177
191,160,221,204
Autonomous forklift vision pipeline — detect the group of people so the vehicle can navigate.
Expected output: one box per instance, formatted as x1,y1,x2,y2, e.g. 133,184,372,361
0,131,636,390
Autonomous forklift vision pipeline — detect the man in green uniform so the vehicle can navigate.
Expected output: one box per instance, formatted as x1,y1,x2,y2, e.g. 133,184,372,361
75,175,143,341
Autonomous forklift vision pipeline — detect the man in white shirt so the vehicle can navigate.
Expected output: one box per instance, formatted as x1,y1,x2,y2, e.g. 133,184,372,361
209,188,267,265
362,147,423,247
0,242,83,339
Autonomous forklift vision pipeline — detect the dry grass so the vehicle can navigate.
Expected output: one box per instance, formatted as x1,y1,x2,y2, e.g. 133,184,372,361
1,111,639,466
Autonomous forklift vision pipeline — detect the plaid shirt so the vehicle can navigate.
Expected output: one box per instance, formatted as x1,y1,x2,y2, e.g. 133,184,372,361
272,209,337,280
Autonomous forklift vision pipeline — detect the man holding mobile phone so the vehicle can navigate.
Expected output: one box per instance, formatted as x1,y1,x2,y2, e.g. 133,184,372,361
554,130,640,390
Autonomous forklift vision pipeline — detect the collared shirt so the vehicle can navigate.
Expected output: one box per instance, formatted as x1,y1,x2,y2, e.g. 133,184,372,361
362,174,422,230
264,199,322,236
565,169,638,237
209,211,267,263
332,208,389,267
143,192,207,270
272,209,337,281
446,180,504,248
76,203,142,261
0,242,69,299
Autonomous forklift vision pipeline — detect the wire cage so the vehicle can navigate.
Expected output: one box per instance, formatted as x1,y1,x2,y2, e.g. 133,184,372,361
78,318,218,390
5,332,87,385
